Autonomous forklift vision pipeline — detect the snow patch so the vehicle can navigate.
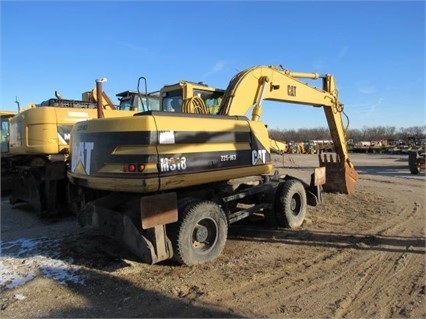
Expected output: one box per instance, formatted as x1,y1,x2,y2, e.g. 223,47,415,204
0,237,84,291
14,293,26,300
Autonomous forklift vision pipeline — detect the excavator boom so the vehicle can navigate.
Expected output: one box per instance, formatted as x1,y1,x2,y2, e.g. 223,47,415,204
218,65,358,194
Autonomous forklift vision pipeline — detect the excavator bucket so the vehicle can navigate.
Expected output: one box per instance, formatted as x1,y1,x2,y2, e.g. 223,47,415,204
319,153,359,194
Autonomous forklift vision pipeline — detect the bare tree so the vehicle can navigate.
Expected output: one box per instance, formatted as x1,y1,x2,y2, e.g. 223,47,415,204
269,125,426,144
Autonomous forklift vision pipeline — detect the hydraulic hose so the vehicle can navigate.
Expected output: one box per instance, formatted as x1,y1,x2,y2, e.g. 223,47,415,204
183,96,208,114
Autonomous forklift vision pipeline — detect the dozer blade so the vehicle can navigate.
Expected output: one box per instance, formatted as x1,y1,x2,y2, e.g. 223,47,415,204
319,153,359,194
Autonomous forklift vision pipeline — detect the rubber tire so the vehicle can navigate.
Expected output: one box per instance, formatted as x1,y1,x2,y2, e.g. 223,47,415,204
274,179,307,228
66,183,86,216
171,200,228,266
408,152,421,175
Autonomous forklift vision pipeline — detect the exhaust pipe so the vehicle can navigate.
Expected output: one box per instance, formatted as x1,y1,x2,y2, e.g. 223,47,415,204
96,78,107,118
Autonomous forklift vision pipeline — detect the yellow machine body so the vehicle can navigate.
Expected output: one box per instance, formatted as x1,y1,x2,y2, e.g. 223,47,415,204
4,87,141,215
9,106,137,155
69,65,358,195
68,112,273,193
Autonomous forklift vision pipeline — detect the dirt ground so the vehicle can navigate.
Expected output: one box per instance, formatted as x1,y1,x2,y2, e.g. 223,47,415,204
1,153,425,318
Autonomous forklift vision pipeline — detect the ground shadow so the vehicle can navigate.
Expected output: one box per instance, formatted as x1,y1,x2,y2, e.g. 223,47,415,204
1,229,244,318
228,221,425,255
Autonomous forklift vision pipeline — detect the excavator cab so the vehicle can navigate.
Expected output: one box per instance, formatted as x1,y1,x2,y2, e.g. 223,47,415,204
1,111,14,154
160,81,224,114
116,90,161,112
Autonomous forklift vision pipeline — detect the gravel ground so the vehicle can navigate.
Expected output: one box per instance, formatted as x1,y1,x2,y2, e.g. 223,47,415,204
1,153,425,318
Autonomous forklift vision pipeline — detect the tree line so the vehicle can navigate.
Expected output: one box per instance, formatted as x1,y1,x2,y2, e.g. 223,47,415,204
269,125,426,143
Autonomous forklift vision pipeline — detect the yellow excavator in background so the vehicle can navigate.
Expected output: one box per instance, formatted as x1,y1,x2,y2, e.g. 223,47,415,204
1,111,17,192
67,64,358,266
288,142,306,154
5,78,160,216
270,139,289,154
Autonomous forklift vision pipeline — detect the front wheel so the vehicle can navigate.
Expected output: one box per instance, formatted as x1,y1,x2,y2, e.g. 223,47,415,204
274,179,307,228
170,200,228,266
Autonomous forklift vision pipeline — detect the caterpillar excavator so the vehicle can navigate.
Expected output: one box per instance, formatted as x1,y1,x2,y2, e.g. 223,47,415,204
67,65,358,266
270,139,289,154
6,78,161,216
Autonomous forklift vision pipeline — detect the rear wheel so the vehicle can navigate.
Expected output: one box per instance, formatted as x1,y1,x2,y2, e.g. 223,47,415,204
66,183,86,216
170,200,228,266
274,179,307,228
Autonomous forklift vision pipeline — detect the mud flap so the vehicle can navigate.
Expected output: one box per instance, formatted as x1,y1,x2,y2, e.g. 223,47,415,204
79,193,176,264
319,153,358,194
308,166,326,205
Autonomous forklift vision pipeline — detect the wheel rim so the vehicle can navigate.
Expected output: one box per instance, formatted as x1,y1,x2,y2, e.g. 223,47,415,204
290,193,302,216
191,218,218,254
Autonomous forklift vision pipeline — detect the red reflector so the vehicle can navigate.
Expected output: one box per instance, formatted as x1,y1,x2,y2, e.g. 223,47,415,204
124,163,145,173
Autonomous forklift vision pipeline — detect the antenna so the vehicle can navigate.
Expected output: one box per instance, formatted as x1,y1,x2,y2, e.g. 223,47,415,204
15,96,20,112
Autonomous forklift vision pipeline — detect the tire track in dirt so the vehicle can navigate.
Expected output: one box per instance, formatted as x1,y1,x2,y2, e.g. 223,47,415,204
373,199,423,237
319,177,424,318
54,175,424,318
1,154,424,318
198,224,424,318
329,246,424,318
180,175,426,318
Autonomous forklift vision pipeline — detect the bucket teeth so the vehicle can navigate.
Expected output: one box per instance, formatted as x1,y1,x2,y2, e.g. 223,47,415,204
318,153,358,194
319,152,340,164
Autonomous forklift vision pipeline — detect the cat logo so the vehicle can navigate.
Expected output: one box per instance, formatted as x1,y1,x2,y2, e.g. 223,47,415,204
71,141,94,174
252,149,266,165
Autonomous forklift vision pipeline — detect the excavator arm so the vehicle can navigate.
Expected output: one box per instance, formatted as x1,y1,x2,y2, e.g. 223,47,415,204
82,88,117,111
218,65,358,194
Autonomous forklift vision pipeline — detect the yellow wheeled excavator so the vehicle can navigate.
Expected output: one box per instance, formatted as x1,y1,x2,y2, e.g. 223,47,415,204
67,65,358,266
269,139,289,154
6,78,160,216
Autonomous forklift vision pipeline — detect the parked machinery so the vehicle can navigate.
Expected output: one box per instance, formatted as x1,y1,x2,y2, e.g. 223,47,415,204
68,65,358,265
5,79,158,216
